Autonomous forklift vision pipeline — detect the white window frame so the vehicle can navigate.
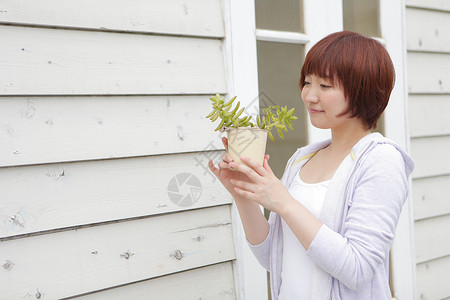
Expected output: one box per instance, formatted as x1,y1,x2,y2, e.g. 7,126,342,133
380,1,417,299
223,1,268,299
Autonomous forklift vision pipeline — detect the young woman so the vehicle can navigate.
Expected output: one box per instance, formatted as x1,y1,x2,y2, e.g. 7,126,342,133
208,31,414,300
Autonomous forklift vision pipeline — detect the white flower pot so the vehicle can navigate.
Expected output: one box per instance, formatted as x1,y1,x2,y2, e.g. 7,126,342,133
226,127,268,166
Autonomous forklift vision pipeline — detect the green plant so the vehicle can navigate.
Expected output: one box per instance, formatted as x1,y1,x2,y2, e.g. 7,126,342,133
206,94,298,141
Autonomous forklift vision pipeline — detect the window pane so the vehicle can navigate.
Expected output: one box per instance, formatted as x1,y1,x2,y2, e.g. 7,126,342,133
343,0,380,37
255,0,303,33
256,41,307,178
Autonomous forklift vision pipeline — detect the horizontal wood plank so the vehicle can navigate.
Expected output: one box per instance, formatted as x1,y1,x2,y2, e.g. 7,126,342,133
409,94,450,137
0,96,226,166
406,0,450,11
0,205,235,299
0,25,227,95
0,0,224,38
410,135,450,178
407,51,450,94
0,152,230,238
406,8,450,52
413,175,450,220
416,255,450,300
74,262,235,299
415,214,450,263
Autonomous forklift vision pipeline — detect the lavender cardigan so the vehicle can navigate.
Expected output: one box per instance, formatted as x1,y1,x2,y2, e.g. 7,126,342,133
248,133,414,300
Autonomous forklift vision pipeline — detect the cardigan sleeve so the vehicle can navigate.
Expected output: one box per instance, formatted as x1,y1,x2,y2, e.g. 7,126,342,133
306,144,410,290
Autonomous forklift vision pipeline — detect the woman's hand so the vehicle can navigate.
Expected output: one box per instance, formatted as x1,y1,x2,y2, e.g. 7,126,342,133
227,153,295,215
208,137,269,200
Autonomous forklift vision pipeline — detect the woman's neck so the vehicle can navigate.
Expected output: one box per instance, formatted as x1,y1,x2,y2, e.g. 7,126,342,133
329,122,371,153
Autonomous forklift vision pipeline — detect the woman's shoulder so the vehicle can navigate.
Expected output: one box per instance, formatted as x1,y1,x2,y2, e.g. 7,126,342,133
353,133,414,176
362,142,414,179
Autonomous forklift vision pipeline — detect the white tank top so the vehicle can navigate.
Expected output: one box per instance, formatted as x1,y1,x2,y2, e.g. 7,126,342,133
278,172,330,300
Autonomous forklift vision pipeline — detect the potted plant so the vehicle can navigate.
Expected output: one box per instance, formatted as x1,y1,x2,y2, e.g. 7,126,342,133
206,94,298,165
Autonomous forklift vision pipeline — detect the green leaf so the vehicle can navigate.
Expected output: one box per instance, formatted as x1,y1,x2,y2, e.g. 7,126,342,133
268,130,275,142
214,119,225,131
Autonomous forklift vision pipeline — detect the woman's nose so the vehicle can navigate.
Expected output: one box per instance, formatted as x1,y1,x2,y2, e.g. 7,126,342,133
304,90,319,103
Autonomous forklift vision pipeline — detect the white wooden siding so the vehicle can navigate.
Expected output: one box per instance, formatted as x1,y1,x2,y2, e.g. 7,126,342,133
406,0,450,11
414,214,450,264
406,7,450,52
76,262,235,299
0,0,224,38
416,255,450,300
406,4,450,300
413,175,450,220
0,0,237,298
409,95,450,138
0,205,235,299
410,136,450,178
0,26,226,95
0,96,223,167
407,52,450,94
0,152,230,239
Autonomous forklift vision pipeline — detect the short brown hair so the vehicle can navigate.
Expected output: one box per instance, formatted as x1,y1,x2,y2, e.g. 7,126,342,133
299,31,395,129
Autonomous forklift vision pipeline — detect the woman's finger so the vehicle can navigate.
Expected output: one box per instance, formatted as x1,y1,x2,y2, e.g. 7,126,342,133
222,137,229,152
229,160,261,182
240,155,269,177
230,178,257,192
222,152,233,163
218,160,231,170
263,155,275,175
233,186,257,201
208,160,220,177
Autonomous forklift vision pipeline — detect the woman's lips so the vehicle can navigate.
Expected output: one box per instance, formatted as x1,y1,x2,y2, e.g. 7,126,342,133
308,108,324,114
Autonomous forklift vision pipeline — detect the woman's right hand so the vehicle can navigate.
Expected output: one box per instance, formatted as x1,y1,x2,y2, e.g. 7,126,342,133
208,137,269,199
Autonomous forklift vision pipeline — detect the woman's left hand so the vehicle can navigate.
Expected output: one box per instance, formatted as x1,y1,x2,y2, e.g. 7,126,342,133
229,155,294,214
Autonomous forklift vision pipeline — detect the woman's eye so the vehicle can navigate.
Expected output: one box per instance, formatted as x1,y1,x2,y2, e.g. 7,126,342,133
320,84,331,88
303,81,311,86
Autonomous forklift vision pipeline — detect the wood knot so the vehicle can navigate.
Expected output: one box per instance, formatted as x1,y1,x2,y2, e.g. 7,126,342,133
120,250,135,260
170,249,183,260
3,260,14,271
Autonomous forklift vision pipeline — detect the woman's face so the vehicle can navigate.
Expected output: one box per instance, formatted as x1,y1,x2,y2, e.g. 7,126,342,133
301,74,351,130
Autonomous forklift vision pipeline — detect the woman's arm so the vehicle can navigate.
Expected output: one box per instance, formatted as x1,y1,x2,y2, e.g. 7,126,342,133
208,137,269,245
228,155,323,250
307,144,408,290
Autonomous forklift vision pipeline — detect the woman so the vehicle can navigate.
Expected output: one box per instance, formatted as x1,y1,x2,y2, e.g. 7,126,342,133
208,31,414,299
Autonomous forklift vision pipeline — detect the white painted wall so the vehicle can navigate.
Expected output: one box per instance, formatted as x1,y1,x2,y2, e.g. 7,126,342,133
405,0,450,299
0,0,241,298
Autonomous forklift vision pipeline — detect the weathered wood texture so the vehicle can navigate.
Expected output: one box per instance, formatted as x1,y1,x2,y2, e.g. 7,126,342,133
0,96,225,167
406,8,450,52
0,0,237,298
416,255,450,300
74,262,235,299
406,5,450,300
409,95,450,138
413,175,450,220
0,152,230,239
0,0,224,38
414,214,450,263
407,51,450,94
0,205,235,299
0,25,227,95
410,135,450,178
406,0,450,11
